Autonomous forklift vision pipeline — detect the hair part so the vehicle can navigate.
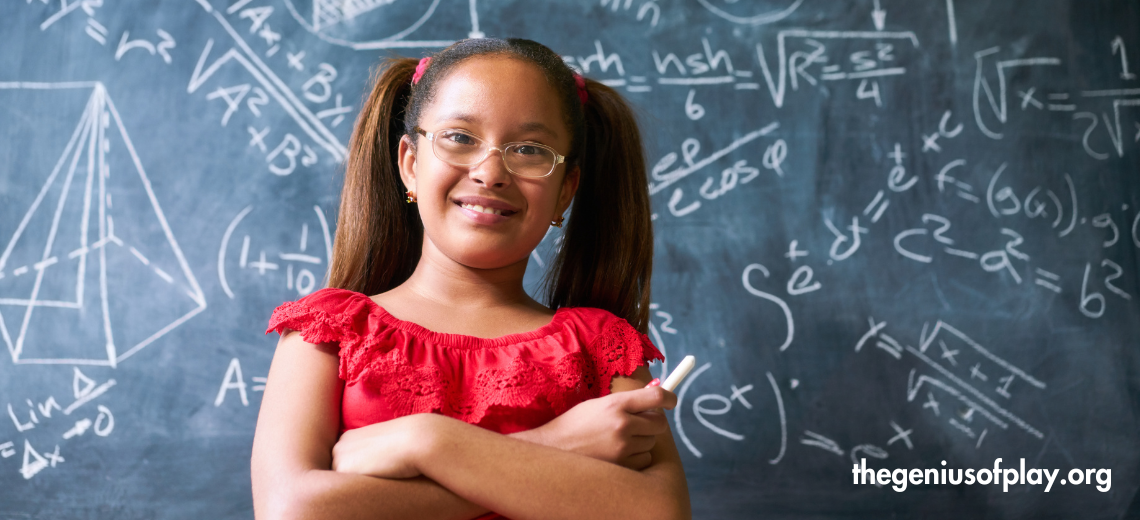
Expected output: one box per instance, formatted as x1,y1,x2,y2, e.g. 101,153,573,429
328,38,654,332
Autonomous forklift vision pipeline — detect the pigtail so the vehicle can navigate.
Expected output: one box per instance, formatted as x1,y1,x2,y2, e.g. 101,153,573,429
544,79,654,333
327,57,422,294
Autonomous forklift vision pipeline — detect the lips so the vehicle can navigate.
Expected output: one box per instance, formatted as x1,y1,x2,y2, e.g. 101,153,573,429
456,203,512,224
458,202,508,216
452,196,519,217
450,196,520,225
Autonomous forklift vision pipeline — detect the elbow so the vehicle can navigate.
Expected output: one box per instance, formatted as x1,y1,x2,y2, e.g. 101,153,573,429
255,492,304,520
651,496,692,520
658,477,692,520
251,438,335,520
253,484,300,520
636,478,691,520
252,469,325,520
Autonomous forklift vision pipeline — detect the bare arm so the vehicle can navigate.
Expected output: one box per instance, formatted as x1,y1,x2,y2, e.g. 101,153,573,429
406,369,692,520
253,332,689,520
251,332,489,520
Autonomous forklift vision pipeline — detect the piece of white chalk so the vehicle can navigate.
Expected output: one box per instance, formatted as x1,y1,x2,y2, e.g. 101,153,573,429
660,355,696,392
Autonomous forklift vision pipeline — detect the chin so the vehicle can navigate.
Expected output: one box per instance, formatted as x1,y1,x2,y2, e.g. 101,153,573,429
441,238,526,270
424,225,545,270
453,251,528,270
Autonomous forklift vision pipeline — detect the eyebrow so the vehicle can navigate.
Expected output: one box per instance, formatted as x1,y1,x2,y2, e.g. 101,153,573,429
435,113,561,141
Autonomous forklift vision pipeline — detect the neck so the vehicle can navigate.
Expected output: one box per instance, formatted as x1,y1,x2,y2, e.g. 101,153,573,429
400,238,539,311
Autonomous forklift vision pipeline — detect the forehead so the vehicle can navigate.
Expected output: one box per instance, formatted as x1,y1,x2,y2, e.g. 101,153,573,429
422,56,568,141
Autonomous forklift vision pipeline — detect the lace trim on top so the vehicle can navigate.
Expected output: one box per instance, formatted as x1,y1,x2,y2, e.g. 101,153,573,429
266,290,663,426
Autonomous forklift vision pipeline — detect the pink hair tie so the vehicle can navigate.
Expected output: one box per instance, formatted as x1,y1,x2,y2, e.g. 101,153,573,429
412,57,432,85
573,73,588,105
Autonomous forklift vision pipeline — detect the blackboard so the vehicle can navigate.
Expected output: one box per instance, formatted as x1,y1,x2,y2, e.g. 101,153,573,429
2,1,1138,518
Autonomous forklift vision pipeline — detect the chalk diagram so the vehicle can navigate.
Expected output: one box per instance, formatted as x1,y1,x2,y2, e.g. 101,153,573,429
696,0,803,25
0,82,206,367
216,204,332,299
282,0,480,50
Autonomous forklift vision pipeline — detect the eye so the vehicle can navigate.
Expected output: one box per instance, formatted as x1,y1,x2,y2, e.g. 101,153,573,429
513,144,543,156
442,130,478,146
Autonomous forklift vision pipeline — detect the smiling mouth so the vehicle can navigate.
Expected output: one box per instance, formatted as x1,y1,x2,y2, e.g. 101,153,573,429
456,201,517,217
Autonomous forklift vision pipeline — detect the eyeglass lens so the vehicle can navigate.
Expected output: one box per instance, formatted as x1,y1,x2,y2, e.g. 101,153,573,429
433,129,556,177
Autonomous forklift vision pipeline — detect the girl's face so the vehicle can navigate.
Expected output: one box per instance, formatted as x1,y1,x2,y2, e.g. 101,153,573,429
398,56,578,270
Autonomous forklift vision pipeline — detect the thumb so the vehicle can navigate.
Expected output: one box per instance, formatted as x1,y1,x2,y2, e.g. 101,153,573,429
617,386,676,413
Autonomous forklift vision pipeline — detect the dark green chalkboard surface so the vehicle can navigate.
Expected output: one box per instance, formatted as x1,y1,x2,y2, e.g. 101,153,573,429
2,1,1138,518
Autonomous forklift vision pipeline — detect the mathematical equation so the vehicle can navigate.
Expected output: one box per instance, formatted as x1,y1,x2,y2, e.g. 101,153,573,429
2,369,116,480
4,3,1137,509
217,205,333,299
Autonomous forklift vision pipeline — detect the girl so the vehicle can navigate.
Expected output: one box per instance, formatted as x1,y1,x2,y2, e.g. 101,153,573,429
251,38,691,520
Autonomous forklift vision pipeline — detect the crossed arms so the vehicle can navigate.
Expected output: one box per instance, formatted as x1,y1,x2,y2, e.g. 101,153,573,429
250,332,691,520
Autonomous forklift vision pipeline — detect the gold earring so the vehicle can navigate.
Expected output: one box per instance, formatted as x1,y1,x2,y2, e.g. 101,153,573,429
551,216,564,228
406,190,417,203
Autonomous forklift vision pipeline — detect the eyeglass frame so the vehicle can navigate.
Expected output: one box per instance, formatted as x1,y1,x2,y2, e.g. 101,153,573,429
413,126,567,178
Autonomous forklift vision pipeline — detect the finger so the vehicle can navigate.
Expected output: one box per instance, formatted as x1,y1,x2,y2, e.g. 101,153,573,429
620,452,653,471
624,434,657,455
330,451,347,472
617,386,676,413
632,409,668,421
624,412,669,437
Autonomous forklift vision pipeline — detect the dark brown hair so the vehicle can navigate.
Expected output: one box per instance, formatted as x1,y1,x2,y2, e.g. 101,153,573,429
327,38,655,332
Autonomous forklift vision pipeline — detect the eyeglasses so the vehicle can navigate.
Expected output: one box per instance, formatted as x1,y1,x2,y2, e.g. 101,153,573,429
414,127,566,178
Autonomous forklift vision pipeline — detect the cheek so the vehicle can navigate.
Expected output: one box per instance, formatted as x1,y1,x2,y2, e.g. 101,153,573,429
414,164,460,208
521,186,563,223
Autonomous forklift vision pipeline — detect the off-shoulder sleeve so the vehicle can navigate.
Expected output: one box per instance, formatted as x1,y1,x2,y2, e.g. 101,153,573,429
585,314,665,396
265,288,387,381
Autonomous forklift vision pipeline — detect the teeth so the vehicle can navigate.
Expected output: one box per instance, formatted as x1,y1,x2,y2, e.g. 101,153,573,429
461,203,503,216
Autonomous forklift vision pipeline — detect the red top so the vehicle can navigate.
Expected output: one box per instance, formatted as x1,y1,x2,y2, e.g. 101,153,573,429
266,288,664,518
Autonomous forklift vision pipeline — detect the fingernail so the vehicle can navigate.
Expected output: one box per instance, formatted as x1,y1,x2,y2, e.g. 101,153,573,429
646,378,661,388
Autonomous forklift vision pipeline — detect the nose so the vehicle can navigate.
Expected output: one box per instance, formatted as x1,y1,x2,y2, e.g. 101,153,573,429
467,146,513,189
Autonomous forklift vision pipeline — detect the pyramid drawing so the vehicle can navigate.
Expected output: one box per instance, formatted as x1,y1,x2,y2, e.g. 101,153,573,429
0,82,206,367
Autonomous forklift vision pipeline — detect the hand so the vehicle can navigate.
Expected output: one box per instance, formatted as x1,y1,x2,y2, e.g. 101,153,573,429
331,414,436,479
530,386,677,470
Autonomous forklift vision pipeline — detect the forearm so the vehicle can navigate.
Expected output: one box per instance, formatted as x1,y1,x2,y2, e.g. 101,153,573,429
258,425,648,520
420,418,688,520
255,468,488,520
254,334,492,520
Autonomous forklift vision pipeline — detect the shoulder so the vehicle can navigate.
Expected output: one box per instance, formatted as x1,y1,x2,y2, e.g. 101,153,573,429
558,306,664,378
266,288,402,383
558,306,631,335
559,307,650,344
286,287,374,311
265,287,378,339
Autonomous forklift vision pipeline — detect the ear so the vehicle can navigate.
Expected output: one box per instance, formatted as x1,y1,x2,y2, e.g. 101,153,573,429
554,165,580,218
397,134,418,195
